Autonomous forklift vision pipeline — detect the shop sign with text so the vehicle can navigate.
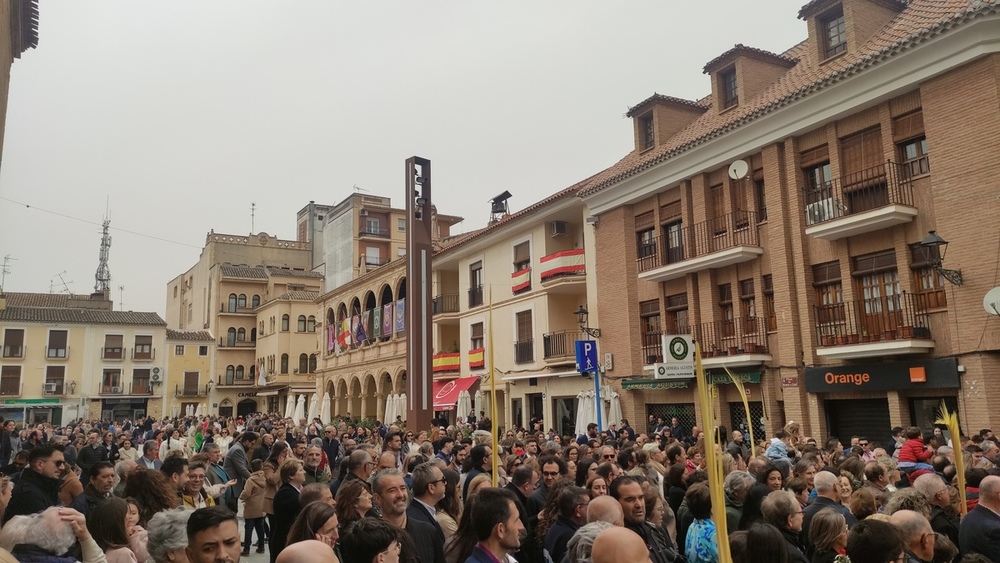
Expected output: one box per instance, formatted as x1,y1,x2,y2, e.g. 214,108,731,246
804,358,959,393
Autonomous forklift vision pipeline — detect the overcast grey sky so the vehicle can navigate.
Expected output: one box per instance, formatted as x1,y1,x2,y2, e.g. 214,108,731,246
0,1,805,315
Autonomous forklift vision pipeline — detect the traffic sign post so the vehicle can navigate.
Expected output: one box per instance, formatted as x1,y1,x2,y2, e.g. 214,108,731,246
576,340,602,431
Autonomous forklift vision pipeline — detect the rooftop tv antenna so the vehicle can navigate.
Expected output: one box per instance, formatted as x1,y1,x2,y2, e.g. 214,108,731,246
353,184,369,193
118,285,125,310
94,208,112,293
0,255,15,294
51,271,73,294
251,202,256,234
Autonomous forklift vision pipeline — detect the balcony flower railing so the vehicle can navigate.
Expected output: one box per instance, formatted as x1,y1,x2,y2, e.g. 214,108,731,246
638,211,759,272
803,161,913,225
814,292,931,346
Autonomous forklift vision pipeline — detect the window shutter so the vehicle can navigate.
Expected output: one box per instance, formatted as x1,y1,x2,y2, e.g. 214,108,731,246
893,111,924,143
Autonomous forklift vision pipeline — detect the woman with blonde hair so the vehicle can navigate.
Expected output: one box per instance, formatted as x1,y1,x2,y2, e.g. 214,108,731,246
809,509,848,563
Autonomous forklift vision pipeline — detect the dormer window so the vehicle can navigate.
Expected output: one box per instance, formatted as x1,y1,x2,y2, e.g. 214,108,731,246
822,7,847,58
721,67,738,109
640,114,655,150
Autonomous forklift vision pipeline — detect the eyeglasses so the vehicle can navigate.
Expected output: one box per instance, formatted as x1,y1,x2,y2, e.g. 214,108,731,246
602,454,615,459
542,471,560,477
49,459,66,467
859,442,869,447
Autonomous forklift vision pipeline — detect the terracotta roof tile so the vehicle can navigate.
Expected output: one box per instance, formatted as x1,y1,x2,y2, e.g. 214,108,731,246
0,306,166,326
580,0,996,198
626,93,707,118
3,292,73,308
702,44,798,73
166,329,214,341
266,267,323,279
219,265,268,280
274,291,321,301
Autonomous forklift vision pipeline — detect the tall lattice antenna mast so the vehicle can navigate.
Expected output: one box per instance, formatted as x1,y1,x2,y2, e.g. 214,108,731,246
0,255,15,294
94,208,112,293
251,202,256,234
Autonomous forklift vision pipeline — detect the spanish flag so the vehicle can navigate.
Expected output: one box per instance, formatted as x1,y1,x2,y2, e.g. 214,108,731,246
469,348,485,369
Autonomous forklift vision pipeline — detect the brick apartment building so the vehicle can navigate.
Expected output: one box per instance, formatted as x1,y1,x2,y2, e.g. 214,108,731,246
579,0,1000,441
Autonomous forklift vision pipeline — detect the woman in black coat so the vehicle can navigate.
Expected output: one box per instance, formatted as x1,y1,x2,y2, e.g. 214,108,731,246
269,458,306,563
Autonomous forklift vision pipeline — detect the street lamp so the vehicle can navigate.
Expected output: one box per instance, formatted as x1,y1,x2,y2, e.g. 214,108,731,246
575,305,602,338
919,231,963,286
68,381,77,394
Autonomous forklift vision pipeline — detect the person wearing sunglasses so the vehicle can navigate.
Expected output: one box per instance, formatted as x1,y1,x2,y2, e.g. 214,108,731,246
3,443,65,522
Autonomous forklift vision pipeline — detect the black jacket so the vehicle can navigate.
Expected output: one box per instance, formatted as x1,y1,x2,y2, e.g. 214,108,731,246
3,467,62,523
625,520,679,563
544,515,579,563
505,482,544,563
781,528,809,563
269,483,301,563
404,515,445,563
68,484,109,519
76,444,108,482
406,499,444,543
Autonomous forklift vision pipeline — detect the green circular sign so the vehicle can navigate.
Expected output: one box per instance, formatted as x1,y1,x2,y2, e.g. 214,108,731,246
669,337,689,361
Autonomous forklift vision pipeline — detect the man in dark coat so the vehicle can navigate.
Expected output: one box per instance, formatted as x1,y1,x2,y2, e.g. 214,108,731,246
270,470,302,563
504,465,544,563
69,461,114,518
223,431,257,502
321,426,340,470
406,461,446,542
3,444,64,523
76,429,107,484
374,469,444,563
544,486,588,563
959,475,1000,561
461,444,493,501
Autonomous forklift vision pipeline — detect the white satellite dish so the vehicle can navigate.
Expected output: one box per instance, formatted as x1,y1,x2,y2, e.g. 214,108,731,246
728,159,749,180
983,287,1000,316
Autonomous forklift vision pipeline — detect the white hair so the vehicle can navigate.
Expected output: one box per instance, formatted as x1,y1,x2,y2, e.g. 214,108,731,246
147,509,192,563
2,508,77,556
567,521,615,563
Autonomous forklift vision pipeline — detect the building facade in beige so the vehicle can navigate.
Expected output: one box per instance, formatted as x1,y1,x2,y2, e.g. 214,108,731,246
252,289,323,416
165,231,323,418
0,291,167,424
316,259,408,422
579,0,1000,440
165,329,213,418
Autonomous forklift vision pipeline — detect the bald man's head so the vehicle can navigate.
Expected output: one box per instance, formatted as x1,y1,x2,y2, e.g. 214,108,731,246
275,540,338,563
587,495,625,527
980,475,1000,510
890,509,934,562
592,527,650,563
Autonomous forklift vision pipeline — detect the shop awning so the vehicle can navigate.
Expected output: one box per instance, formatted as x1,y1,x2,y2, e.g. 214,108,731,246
501,370,581,382
433,377,478,411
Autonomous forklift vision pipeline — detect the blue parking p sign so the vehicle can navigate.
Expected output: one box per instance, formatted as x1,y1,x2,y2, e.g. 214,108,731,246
575,340,599,373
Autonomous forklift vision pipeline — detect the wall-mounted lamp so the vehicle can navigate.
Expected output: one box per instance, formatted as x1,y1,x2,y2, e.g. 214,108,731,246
69,381,77,394
920,230,963,286
207,379,214,391
575,305,602,338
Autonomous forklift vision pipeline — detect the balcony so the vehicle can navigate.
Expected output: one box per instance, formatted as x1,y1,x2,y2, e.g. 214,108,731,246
514,339,534,364
637,211,763,283
175,384,210,398
540,249,586,293
219,306,255,316
542,330,586,364
218,339,256,349
803,161,917,240
693,317,772,369
358,227,390,239
432,352,461,374
45,346,69,359
512,268,531,295
101,347,125,360
216,375,255,388
432,294,460,315
814,292,933,360
98,382,153,396
1,345,24,359
131,348,155,361
468,285,484,308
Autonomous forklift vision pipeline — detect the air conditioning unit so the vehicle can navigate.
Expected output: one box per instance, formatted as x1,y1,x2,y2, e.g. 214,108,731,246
111,386,122,393
150,369,162,383
806,198,842,225
43,383,58,394
551,221,568,237
359,209,369,217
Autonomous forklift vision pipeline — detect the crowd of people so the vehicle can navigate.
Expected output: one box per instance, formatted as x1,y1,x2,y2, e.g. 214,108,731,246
0,411,996,563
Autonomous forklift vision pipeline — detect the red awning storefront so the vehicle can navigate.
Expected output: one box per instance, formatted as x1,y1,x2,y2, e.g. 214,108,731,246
432,377,478,411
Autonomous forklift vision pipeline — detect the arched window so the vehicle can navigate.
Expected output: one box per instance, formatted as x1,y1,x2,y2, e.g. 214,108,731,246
298,353,309,374
249,365,256,378
307,316,316,332
228,294,237,313
251,294,261,307
259,321,264,335
309,354,317,373
250,328,257,342
270,317,275,332
227,328,236,347
280,354,289,374
237,294,247,308
237,328,246,342
297,315,307,332
226,365,235,380
281,315,290,332
235,365,245,379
